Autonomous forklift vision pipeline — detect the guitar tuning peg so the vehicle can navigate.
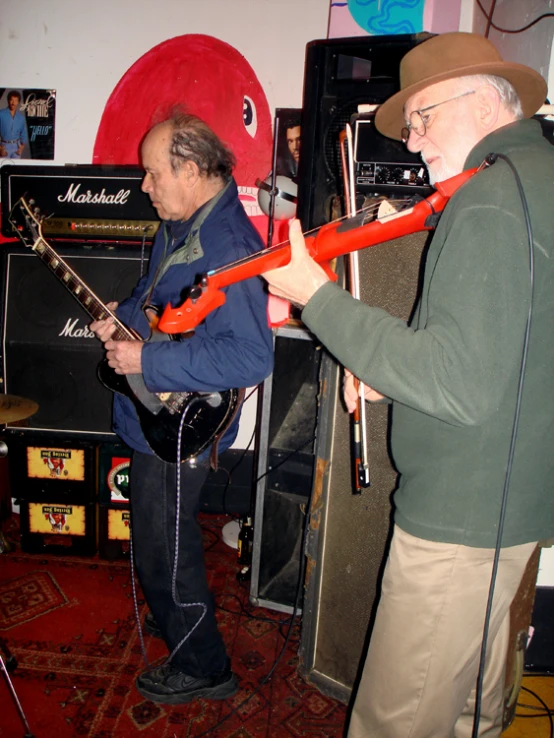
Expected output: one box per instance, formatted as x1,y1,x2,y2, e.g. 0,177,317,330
28,199,35,206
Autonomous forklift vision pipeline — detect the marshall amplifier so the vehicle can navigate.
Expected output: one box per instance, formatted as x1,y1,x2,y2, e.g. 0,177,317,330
0,244,144,437
0,163,159,241
0,164,156,439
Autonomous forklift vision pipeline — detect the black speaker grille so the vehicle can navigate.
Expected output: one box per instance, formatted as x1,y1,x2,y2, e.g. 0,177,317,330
1,247,144,436
297,34,428,230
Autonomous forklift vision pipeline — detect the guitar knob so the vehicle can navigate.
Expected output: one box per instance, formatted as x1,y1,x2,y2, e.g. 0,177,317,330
189,286,202,302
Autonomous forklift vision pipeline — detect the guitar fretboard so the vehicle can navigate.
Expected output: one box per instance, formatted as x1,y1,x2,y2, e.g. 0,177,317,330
33,237,134,342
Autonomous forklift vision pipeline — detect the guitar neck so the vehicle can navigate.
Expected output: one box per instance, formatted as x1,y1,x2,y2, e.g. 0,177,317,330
32,237,134,341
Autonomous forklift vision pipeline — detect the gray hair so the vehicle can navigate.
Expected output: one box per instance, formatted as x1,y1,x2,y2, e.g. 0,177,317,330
455,74,524,119
166,113,236,181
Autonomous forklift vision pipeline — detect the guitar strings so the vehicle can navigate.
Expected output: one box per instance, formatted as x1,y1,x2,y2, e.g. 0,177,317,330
26,228,132,341
208,195,415,276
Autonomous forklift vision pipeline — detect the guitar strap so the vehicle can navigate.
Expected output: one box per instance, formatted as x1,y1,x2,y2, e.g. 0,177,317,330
142,179,231,306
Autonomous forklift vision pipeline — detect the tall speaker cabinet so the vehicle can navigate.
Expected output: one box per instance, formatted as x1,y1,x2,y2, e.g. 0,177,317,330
298,230,429,702
249,325,322,614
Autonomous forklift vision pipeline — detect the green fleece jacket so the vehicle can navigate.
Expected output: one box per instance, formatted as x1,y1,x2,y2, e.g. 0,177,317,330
302,119,554,547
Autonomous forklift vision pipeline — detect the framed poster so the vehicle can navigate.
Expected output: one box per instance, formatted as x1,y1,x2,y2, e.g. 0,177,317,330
0,88,56,160
275,107,302,181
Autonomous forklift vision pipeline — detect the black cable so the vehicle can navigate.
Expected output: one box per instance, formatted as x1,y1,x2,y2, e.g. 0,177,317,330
215,592,294,627
476,0,554,34
483,0,498,38
199,523,220,552
254,434,316,485
217,385,260,517
221,425,256,518
471,152,535,738
517,686,554,737
194,454,314,737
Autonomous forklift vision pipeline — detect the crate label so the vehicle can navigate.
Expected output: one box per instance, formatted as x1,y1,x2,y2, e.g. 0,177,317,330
27,447,85,481
28,503,86,536
107,508,130,540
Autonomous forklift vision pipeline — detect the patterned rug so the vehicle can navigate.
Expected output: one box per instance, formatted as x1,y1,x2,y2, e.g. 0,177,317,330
0,570,69,628
0,514,348,737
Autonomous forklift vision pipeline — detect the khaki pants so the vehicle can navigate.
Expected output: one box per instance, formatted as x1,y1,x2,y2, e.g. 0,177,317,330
347,526,536,738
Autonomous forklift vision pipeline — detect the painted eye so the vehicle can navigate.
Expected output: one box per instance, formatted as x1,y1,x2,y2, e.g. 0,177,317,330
243,95,258,138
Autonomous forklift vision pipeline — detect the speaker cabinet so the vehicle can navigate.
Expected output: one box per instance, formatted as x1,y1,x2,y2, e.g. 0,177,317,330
298,230,429,702
1,244,144,438
250,325,323,614
296,33,431,230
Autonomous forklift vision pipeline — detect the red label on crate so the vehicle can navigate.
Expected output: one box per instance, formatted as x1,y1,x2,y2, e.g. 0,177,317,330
27,447,85,481
28,503,86,536
107,509,131,540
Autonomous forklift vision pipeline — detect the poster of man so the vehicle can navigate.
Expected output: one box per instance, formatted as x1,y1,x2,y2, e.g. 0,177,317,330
0,88,56,160
275,108,301,181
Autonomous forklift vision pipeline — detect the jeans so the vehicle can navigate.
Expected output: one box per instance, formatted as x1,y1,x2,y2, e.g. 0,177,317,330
130,451,228,678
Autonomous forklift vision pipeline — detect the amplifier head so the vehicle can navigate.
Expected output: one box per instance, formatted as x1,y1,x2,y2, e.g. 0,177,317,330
352,112,432,198
1,164,160,241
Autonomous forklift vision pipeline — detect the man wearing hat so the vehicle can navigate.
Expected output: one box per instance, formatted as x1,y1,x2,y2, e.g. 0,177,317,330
262,32,553,737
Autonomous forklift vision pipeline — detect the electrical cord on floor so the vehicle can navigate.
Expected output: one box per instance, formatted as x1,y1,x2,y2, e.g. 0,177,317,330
193,461,314,737
129,528,151,668
515,685,553,737
215,592,296,627
199,525,221,552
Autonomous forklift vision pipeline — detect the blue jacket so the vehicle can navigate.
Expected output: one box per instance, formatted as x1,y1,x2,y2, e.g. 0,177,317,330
113,178,274,456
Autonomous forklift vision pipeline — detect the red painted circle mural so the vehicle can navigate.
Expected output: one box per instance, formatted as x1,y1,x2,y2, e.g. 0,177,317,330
94,34,272,204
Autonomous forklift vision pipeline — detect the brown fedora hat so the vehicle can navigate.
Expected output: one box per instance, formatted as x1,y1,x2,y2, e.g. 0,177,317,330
375,32,547,140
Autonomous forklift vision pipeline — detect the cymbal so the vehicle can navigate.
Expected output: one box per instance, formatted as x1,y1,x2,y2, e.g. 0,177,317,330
0,394,39,424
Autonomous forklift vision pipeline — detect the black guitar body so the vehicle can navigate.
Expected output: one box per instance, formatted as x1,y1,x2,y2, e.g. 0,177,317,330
98,359,240,464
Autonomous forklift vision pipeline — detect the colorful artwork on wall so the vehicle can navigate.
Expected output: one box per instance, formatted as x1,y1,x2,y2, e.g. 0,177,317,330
349,0,425,35
328,0,463,38
0,88,56,160
93,34,273,225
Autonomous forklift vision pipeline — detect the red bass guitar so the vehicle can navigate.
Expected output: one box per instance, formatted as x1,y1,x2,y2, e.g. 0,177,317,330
158,163,487,335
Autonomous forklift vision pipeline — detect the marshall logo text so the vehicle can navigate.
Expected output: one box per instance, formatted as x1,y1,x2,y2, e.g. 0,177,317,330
58,183,131,206
59,318,96,339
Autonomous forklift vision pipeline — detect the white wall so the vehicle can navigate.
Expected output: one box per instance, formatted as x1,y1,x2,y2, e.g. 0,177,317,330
0,0,331,451
0,0,330,164
473,0,553,90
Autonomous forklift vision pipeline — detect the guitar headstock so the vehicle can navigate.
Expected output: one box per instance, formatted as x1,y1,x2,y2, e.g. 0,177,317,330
8,197,45,250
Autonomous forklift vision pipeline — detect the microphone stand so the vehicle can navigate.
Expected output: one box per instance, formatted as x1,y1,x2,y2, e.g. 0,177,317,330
0,637,35,738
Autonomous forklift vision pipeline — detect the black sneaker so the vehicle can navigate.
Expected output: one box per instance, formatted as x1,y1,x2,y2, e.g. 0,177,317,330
136,660,239,704
142,611,163,640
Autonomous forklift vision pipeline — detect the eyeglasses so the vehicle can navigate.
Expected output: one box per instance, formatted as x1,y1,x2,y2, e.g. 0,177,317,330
401,90,476,144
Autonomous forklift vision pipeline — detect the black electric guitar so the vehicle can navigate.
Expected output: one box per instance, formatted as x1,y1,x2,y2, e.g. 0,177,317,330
8,197,242,464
